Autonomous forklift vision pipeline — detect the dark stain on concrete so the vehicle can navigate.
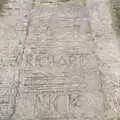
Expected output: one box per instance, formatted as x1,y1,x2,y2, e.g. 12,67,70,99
0,0,9,15
58,0,70,2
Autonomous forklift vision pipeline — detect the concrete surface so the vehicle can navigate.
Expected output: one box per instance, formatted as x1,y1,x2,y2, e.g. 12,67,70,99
0,0,120,120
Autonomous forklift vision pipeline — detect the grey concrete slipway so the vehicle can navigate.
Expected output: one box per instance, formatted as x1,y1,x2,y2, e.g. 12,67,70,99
0,0,120,120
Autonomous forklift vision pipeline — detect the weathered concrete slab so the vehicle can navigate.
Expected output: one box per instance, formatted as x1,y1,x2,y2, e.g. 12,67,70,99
12,0,104,120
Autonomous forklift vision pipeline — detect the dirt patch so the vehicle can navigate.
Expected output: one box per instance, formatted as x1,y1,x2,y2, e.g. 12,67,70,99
109,118,120,120
110,0,120,36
